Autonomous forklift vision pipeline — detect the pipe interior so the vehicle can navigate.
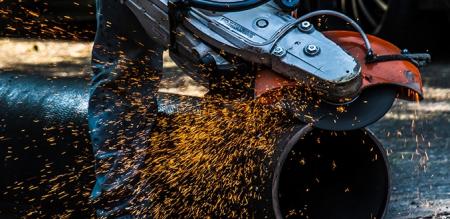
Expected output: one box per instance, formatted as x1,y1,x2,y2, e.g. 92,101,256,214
277,129,389,219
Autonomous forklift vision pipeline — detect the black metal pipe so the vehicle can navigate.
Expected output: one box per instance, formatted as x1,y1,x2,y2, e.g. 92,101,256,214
0,72,93,217
0,72,390,218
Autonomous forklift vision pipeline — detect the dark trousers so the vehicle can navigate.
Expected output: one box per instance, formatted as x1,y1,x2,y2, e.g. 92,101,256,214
88,0,163,217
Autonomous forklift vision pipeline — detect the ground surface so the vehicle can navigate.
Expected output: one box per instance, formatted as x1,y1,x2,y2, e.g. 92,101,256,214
0,38,449,218
371,59,450,219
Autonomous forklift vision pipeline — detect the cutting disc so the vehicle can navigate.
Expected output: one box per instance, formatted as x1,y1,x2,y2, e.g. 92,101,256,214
282,85,397,131
311,86,396,131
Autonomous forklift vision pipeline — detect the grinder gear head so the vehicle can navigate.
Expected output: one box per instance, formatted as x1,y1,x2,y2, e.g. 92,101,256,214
124,0,428,130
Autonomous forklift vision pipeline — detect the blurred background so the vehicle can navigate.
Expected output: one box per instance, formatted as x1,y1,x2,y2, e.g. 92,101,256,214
0,0,449,218
1,0,450,51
